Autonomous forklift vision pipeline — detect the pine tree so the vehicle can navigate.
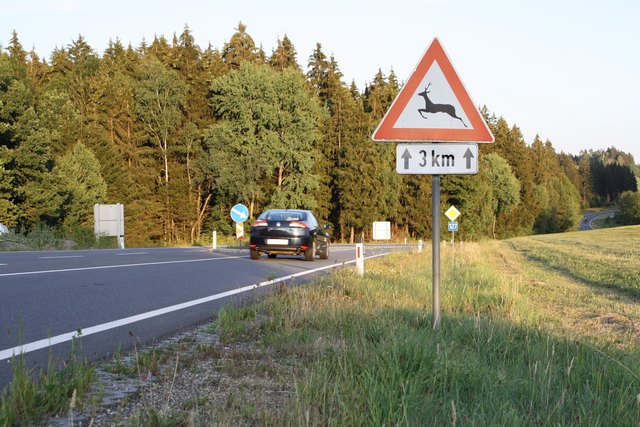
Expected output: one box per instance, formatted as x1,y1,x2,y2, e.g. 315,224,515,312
558,152,582,205
0,145,17,225
307,43,329,100
221,22,263,69
484,115,537,235
147,35,172,65
65,35,100,138
26,50,48,88
201,43,227,86
577,152,593,207
7,30,28,81
334,68,401,242
270,35,299,71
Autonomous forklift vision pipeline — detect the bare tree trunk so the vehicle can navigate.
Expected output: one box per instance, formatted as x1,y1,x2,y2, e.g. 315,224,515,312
162,138,169,184
492,215,497,239
249,194,255,221
191,190,212,244
110,116,115,145
277,165,284,190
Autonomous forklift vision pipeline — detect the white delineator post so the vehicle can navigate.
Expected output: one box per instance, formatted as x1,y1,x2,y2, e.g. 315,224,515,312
212,228,217,251
356,241,365,277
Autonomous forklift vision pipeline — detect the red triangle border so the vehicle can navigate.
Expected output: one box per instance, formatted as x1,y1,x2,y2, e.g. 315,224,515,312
372,38,494,143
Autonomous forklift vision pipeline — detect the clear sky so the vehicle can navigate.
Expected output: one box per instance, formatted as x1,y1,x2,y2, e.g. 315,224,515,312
2,0,639,163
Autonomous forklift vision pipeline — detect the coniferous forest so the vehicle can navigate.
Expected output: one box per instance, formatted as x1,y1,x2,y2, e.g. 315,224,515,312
0,25,638,245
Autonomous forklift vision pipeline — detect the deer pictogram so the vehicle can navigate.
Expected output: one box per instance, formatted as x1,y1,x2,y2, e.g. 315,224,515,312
417,83,467,127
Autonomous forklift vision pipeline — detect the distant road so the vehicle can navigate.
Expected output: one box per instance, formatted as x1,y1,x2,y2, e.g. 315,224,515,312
579,209,616,231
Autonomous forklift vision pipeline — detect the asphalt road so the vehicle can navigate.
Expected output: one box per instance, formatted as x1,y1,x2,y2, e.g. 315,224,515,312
579,209,616,230
0,244,410,388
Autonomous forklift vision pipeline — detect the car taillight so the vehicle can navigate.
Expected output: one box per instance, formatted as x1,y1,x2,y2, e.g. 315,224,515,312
289,221,308,228
252,220,268,227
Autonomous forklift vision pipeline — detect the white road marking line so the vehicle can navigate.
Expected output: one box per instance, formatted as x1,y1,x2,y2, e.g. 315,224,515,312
0,256,243,278
116,252,148,256
39,255,85,259
0,252,389,361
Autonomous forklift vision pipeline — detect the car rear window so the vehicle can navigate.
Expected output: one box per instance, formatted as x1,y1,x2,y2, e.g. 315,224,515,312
265,211,306,221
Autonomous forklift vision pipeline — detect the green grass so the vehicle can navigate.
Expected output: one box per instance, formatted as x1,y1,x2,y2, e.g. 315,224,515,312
508,225,640,298
591,216,614,229
0,339,94,426
213,236,640,425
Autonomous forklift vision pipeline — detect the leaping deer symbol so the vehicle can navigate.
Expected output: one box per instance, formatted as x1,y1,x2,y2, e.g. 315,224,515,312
417,83,467,128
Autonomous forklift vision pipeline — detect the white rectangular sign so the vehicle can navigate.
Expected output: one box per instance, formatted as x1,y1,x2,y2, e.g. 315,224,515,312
94,203,124,236
396,143,478,175
372,221,391,240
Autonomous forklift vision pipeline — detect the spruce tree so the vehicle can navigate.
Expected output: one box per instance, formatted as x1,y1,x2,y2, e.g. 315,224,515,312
221,22,263,69
270,35,299,71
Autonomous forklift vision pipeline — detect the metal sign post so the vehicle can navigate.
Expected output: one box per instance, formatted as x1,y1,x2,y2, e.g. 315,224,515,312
446,206,460,247
432,175,441,330
230,204,249,247
448,221,458,245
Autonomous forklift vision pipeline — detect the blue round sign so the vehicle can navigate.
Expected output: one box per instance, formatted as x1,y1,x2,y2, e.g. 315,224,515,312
230,204,249,223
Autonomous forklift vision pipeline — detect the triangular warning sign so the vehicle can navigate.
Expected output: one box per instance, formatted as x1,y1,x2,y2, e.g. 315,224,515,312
372,38,494,143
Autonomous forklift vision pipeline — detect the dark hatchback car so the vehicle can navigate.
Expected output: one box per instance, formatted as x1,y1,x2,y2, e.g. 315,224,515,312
249,209,330,261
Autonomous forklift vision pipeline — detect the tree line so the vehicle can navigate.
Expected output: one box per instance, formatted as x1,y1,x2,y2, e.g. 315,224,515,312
0,25,637,245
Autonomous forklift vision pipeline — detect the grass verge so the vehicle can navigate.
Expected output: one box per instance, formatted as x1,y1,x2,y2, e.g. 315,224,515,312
0,339,94,426
211,236,639,425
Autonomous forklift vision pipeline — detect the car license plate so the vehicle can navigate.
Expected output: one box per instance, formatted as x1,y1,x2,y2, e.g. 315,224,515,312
266,239,288,245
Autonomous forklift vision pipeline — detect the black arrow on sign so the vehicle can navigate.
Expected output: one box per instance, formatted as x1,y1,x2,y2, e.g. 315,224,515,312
401,149,412,169
463,148,474,169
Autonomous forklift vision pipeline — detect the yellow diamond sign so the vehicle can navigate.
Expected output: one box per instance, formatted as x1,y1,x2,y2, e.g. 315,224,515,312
445,206,460,221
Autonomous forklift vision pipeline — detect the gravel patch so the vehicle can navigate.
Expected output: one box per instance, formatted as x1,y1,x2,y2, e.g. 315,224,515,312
49,320,297,426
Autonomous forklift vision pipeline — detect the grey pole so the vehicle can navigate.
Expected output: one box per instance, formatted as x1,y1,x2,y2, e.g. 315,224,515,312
432,175,441,330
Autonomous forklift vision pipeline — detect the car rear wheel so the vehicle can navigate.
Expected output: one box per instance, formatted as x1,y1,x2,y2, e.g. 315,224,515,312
319,241,329,259
250,249,261,260
268,254,277,259
304,242,316,261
